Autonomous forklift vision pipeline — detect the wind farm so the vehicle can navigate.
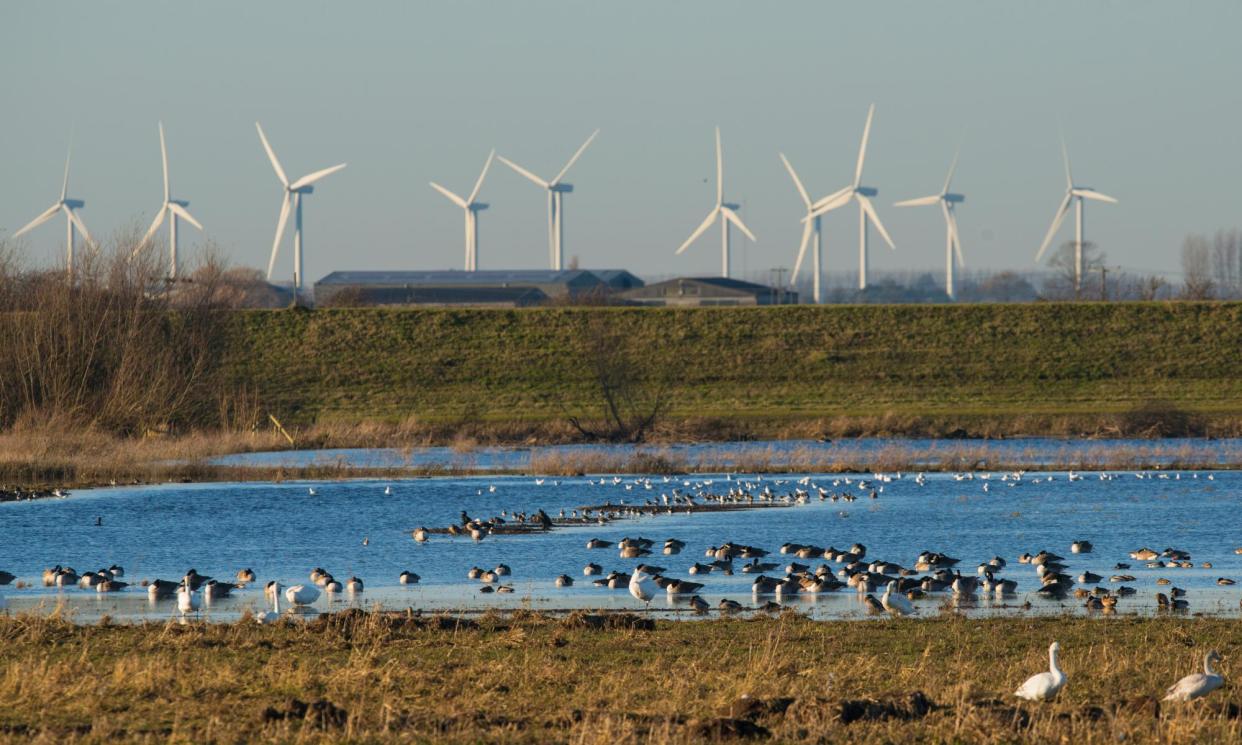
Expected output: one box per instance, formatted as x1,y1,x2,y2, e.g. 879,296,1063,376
3,4,1242,745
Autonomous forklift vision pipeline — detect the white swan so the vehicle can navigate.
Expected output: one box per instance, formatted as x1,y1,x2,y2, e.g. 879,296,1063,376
1014,642,1066,701
1164,651,1224,701
176,580,200,615
881,581,915,617
285,583,320,606
629,569,655,608
256,582,281,624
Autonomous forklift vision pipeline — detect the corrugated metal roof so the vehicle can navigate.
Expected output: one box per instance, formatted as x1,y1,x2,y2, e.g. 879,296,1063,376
638,276,776,292
316,270,602,286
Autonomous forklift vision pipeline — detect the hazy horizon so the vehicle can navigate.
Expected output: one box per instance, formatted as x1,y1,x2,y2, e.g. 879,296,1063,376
3,1,1239,285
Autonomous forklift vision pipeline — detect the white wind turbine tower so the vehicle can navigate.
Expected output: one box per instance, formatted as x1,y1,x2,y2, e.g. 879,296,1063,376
13,150,95,276
806,104,895,291
676,127,756,278
895,151,966,299
430,150,495,271
1034,136,1118,293
779,152,851,303
256,122,347,294
137,123,203,280
497,129,598,271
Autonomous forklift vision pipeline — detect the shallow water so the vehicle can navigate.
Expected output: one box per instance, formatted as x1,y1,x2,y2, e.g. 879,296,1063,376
207,437,1242,471
1,468,1240,623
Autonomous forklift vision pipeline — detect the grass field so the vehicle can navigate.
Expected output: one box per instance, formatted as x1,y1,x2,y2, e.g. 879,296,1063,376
0,611,1238,743
220,302,1242,438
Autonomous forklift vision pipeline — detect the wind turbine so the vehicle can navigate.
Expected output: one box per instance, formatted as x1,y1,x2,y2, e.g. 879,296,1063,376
429,150,495,271
1034,136,1118,293
137,122,203,280
779,152,850,303
13,149,95,276
256,122,347,294
806,104,895,291
497,129,598,271
675,127,756,278
895,151,966,300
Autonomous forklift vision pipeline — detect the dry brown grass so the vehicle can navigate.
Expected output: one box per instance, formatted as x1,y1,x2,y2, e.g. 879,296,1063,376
0,611,1239,743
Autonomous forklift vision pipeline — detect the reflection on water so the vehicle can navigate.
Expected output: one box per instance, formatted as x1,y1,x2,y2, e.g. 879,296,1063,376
2,465,1241,623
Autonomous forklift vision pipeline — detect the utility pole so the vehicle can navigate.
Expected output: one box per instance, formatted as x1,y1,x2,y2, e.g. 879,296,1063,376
771,267,787,304
1100,266,1108,302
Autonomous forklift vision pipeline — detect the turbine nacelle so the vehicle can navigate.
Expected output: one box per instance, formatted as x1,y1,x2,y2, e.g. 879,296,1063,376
855,186,879,198
944,193,965,204
62,198,85,210
549,183,574,194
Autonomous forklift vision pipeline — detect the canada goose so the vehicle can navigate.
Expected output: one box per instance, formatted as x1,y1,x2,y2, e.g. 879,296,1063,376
256,582,281,624
182,570,211,591
583,563,602,576
480,571,498,584
586,538,612,549
606,572,631,589
1070,540,1093,554
1077,571,1102,584
97,579,128,593
147,579,180,600
951,573,978,595
619,546,651,559
412,527,429,543
1130,547,1158,561
688,562,713,575
202,581,237,601
324,579,342,593
467,567,483,580
494,564,511,576
1164,651,1224,701
78,572,105,589
399,571,420,585
236,568,256,584
1014,642,1066,702
106,564,124,578
666,578,704,596
314,572,335,588
1218,578,1236,586
345,577,364,592
554,575,573,587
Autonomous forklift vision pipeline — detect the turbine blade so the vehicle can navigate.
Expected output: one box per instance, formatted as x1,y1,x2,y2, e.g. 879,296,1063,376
496,155,549,188
12,203,62,238
857,195,894,250
61,150,71,201
791,217,814,282
255,122,289,187
289,163,346,191
64,207,95,250
1060,130,1073,188
715,127,723,205
169,202,203,230
722,207,757,242
942,148,960,195
808,188,853,219
467,149,495,204
1034,193,1073,262
552,128,599,185
894,194,940,207
159,121,170,203
854,103,875,188
267,194,291,280
430,182,469,209
142,206,167,244
676,207,720,255
1074,188,1118,204
948,208,965,267
779,153,812,208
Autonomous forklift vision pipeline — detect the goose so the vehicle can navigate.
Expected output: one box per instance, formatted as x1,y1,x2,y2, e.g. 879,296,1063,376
554,575,573,587
256,582,281,624
619,546,651,559
399,571,420,585
1077,571,1102,584
1219,578,1236,586
314,572,335,588
881,581,915,617
586,538,612,549
951,573,978,595
324,578,343,593
182,570,211,591
689,595,709,614
606,572,631,589
147,579,180,600
236,568,256,584
688,562,713,575
479,585,495,594
285,583,320,606
494,564,511,576
345,577,364,592
1014,642,1066,701
666,579,704,596
629,569,655,608
1070,540,1093,554
202,581,237,601
107,564,125,578
583,563,602,576
412,527,429,543
177,579,200,615
1130,547,1158,561
1164,651,1224,701
496,585,514,593
97,579,128,593
480,571,498,584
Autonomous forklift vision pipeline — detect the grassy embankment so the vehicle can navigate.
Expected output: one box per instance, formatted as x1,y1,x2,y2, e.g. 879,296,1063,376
0,611,1239,743
224,302,1242,438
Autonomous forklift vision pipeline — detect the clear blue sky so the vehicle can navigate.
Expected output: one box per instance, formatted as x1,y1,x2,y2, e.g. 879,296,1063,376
3,1,1239,283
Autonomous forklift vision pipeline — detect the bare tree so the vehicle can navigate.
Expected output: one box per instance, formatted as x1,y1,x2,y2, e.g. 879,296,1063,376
1180,233,1215,299
1212,228,1241,299
1043,241,1105,299
559,314,669,443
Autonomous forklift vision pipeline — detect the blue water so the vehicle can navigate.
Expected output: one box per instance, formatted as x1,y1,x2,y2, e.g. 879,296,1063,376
207,438,1242,470
2,466,1240,622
